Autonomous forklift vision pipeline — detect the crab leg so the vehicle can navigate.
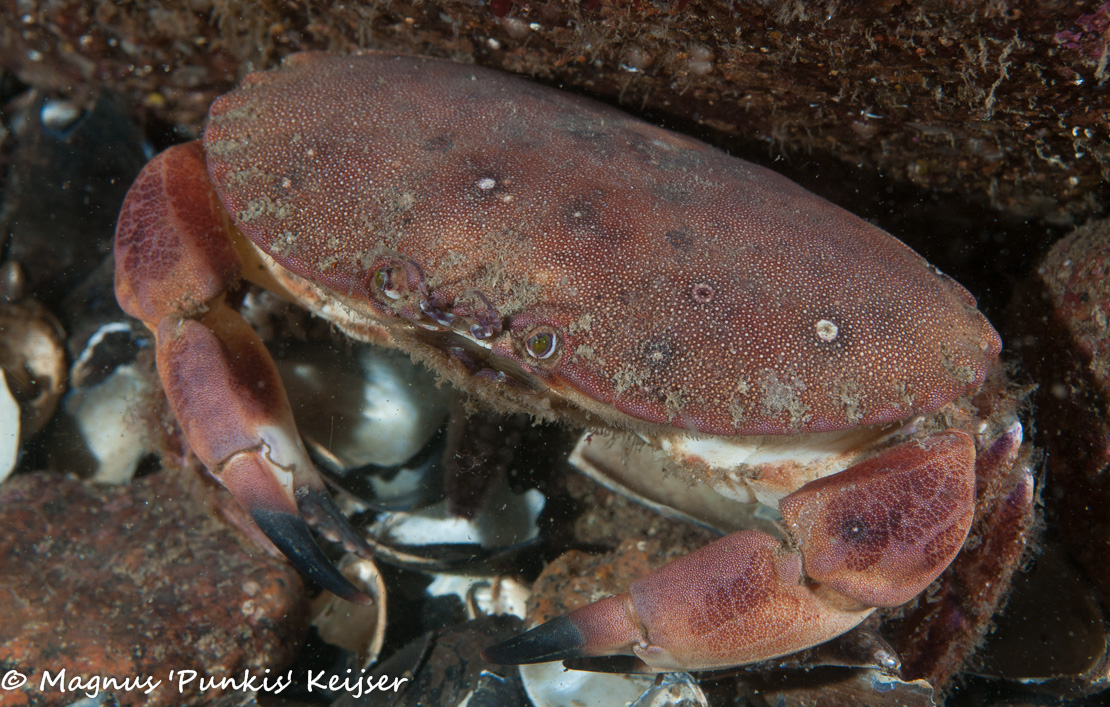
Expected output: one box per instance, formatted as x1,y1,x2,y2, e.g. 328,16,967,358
485,430,976,671
115,142,371,604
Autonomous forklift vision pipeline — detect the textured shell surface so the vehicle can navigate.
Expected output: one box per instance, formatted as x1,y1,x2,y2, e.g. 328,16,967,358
203,52,1001,437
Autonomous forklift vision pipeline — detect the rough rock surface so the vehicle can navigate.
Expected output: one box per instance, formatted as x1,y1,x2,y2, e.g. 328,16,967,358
0,0,1105,231
0,471,309,707
1016,218,1110,609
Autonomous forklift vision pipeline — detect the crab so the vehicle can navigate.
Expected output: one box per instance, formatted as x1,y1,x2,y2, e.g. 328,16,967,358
114,52,1009,672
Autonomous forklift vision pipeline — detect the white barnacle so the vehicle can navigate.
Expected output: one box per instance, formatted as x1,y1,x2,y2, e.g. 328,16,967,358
815,319,839,342
477,177,496,190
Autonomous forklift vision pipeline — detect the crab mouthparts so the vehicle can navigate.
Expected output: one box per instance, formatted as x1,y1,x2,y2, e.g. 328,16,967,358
414,323,549,392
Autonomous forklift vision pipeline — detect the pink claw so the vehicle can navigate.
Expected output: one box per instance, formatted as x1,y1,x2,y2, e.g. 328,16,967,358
780,429,977,608
484,531,872,671
115,142,371,604
485,431,978,671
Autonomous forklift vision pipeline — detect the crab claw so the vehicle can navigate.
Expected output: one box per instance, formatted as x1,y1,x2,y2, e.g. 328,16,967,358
485,431,976,671
779,429,977,608
484,530,872,670
221,453,370,604
115,142,371,604
156,314,373,605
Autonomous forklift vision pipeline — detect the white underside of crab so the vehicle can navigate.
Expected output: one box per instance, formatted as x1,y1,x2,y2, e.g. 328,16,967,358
649,423,906,506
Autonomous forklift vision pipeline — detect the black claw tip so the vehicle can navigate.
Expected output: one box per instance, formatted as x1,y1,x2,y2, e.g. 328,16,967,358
482,616,585,665
252,508,373,605
563,655,656,674
295,486,374,559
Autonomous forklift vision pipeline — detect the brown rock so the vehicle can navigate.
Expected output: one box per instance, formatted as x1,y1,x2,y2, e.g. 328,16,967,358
528,471,717,626
1017,218,1110,608
528,539,659,627
0,1,1104,228
0,470,309,706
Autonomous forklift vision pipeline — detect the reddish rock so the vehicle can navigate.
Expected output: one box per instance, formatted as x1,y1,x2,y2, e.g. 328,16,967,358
0,1,1104,227
528,539,660,627
0,470,309,707
526,468,717,625
1017,218,1110,608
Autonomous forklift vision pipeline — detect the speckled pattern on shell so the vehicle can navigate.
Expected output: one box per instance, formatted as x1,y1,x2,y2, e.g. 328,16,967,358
203,52,1000,436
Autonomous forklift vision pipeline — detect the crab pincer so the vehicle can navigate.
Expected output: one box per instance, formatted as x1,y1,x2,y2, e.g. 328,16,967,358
114,141,372,604
485,431,976,670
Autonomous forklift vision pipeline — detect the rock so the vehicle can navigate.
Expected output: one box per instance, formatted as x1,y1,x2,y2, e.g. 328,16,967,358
0,2,1103,226
0,470,309,706
1017,218,1110,610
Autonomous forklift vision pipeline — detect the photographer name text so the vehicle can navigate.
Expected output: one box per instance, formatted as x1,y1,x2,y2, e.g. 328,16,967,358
1,667,410,700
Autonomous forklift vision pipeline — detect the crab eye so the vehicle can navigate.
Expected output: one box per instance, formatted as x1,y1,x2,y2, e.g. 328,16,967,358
371,267,401,299
372,268,387,290
525,329,559,360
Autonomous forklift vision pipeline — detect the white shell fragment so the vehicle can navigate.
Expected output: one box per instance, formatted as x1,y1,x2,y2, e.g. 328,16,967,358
310,555,388,668
521,662,655,707
0,372,19,482
520,662,708,707
277,344,450,469
631,672,709,707
372,482,544,550
425,574,531,620
64,363,151,484
0,300,67,445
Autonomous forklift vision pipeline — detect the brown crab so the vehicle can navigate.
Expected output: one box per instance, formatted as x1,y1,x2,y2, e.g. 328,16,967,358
114,52,1006,671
